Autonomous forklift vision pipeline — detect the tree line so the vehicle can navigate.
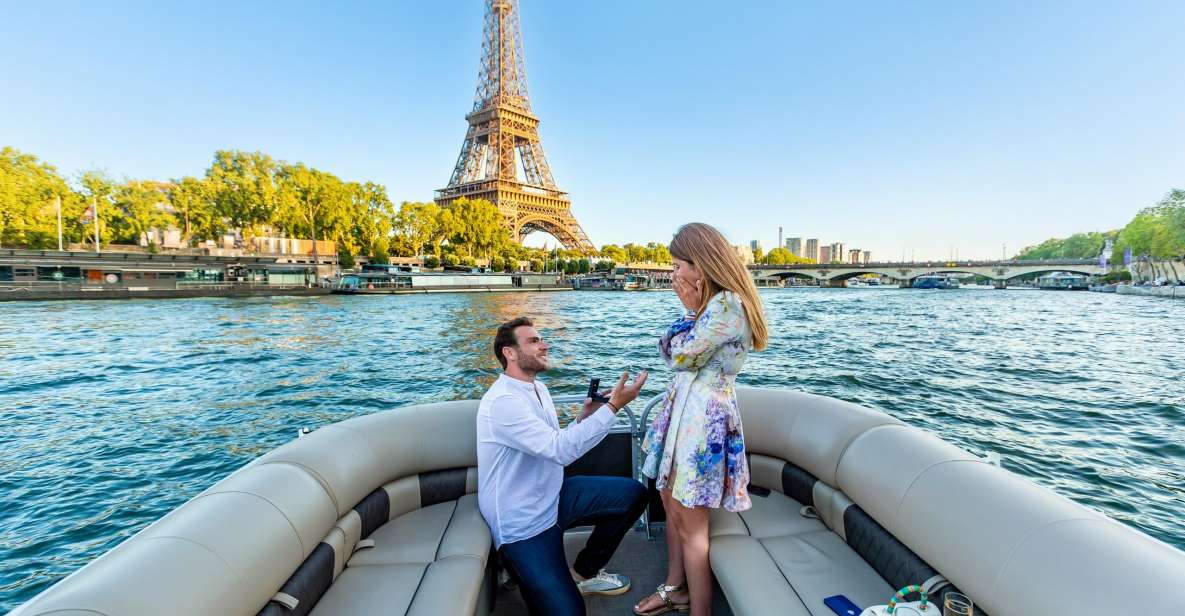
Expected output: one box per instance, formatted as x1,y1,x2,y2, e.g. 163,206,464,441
0,146,681,271
1015,188,1185,262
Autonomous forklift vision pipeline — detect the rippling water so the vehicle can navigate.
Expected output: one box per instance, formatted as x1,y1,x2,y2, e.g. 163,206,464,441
2,288,1183,610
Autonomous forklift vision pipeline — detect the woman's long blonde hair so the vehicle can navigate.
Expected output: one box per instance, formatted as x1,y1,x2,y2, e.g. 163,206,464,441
669,222,768,351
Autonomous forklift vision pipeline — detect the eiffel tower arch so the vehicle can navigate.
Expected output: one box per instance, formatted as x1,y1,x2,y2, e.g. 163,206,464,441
435,0,596,255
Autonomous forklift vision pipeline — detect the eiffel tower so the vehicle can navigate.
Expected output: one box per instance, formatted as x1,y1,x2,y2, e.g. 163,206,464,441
435,0,596,254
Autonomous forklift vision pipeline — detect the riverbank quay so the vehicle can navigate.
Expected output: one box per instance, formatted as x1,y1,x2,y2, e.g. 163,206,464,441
0,249,323,301
1117,284,1184,299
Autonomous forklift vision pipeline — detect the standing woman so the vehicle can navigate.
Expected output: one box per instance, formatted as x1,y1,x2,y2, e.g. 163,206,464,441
634,223,768,615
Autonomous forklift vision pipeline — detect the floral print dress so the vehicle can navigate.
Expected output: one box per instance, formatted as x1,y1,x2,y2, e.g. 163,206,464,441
641,290,752,512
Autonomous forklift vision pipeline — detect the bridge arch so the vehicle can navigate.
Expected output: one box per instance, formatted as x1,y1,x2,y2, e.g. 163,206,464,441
516,216,582,252
828,270,902,281
1001,268,1098,282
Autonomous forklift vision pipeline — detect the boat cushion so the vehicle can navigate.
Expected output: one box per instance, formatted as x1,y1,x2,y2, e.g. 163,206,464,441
710,487,826,539
348,495,490,566
308,563,427,615
306,494,490,615
710,487,894,615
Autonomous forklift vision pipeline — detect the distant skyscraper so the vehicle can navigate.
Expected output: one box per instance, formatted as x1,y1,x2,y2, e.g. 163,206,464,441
830,242,845,263
805,238,819,262
777,227,783,252
862,250,871,264
787,237,802,256
819,245,832,264
849,248,861,264
750,239,762,253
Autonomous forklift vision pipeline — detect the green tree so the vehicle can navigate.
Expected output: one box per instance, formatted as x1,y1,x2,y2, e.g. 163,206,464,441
578,258,591,274
109,180,175,245
276,163,351,263
1113,189,1185,260
423,255,440,269
0,147,85,248
1016,231,1113,260
393,201,441,257
600,244,627,263
347,182,394,261
78,170,118,247
205,150,280,238
445,197,510,261
169,176,218,244
752,245,764,263
762,247,795,264
530,258,544,272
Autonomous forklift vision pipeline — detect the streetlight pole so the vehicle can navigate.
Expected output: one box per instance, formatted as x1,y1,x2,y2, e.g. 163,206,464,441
56,195,63,251
92,196,100,253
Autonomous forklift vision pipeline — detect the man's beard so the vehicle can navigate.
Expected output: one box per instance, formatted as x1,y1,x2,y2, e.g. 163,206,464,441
518,353,549,375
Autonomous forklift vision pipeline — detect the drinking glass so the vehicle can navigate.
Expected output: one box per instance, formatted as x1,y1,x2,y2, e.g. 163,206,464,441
943,592,973,616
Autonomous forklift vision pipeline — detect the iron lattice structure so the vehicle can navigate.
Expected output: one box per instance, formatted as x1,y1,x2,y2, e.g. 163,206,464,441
435,0,595,254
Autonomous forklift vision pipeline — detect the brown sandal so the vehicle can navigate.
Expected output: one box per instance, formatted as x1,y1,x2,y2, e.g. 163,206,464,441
633,583,690,615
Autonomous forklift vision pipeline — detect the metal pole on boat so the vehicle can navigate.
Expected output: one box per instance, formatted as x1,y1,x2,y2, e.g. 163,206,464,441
56,195,63,251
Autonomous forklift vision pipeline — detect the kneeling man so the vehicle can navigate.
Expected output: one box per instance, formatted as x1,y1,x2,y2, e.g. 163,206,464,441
478,317,649,616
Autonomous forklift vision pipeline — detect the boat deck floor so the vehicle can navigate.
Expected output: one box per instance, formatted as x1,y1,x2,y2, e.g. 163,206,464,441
492,525,733,615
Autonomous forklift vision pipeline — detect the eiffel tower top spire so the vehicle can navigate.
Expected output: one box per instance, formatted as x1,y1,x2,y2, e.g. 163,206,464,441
474,0,531,114
436,0,596,254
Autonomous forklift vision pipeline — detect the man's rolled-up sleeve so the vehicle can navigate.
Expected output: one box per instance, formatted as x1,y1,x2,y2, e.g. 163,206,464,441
488,395,616,466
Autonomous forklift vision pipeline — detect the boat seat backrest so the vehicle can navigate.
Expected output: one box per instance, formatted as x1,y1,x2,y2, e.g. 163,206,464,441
12,400,485,616
735,387,1185,615
737,387,901,489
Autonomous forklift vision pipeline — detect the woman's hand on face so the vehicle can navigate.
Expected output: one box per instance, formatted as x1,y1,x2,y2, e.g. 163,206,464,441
673,273,702,310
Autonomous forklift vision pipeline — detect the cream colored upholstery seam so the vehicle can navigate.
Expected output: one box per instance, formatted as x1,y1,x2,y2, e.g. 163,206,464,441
433,500,462,561
989,515,1100,596
255,460,340,514
141,535,236,572
829,422,898,490
756,536,810,610
33,609,108,615
193,490,308,556
890,459,987,525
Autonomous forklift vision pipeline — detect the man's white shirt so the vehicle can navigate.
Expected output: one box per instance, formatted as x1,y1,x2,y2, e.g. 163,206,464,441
476,373,616,547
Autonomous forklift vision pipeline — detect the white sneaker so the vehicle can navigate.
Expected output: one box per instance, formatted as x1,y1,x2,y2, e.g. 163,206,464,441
576,569,632,596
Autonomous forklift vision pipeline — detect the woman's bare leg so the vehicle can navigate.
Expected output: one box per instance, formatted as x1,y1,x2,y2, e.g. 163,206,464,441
669,498,712,615
661,486,686,587
634,485,690,613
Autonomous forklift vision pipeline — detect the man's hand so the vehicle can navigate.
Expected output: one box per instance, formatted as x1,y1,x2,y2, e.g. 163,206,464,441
606,370,649,413
577,388,612,422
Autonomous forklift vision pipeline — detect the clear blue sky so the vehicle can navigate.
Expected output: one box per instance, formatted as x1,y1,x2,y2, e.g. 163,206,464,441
3,1,1183,260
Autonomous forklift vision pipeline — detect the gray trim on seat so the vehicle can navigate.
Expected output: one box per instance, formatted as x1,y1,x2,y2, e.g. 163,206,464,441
780,461,817,508
843,506,979,613
353,488,391,540
419,468,468,507
256,541,335,616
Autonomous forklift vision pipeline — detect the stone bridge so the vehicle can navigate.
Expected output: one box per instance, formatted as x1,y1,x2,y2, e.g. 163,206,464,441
750,259,1106,288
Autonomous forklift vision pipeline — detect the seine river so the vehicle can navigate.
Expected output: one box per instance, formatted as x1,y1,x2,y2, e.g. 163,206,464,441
1,288,1183,609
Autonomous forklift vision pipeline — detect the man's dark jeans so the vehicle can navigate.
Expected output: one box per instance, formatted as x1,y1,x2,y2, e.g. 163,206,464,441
498,475,649,616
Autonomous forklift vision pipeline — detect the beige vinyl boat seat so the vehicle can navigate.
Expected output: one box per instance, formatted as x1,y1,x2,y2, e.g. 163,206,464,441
711,388,1185,616
10,400,495,616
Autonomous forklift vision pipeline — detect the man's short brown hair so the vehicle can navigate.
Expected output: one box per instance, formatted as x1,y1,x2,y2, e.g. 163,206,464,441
494,317,534,369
